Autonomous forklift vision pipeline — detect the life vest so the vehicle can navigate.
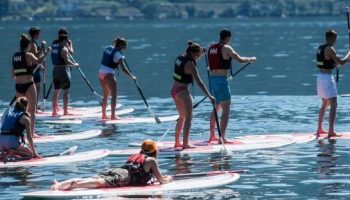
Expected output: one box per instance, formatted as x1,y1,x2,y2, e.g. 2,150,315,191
101,46,120,69
207,43,232,70
173,55,194,84
122,154,153,185
12,51,33,76
51,40,66,66
316,44,336,70
0,108,27,142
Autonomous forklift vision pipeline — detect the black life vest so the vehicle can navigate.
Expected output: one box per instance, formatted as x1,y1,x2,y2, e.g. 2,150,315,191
208,43,232,70
173,55,194,84
122,154,153,185
1,108,27,142
316,44,336,70
101,46,120,69
51,40,66,66
12,51,33,76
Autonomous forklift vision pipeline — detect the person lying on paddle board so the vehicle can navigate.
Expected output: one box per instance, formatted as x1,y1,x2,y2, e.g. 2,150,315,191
50,139,172,190
172,41,215,149
51,30,79,116
98,37,136,120
207,29,256,143
13,34,50,138
0,97,40,159
316,29,350,137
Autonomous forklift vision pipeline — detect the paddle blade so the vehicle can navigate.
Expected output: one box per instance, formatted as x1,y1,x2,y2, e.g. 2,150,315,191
59,145,78,156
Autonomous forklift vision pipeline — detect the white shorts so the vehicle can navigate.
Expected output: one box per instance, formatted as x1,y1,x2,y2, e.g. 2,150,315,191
317,73,337,99
99,65,115,74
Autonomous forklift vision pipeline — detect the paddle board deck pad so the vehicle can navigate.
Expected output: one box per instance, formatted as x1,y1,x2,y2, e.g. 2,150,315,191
104,114,179,124
316,132,350,140
42,119,82,124
0,149,110,168
235,134,316,144
112,137,295,156
21,172,239,198
37,108,134,120
31,130,102,143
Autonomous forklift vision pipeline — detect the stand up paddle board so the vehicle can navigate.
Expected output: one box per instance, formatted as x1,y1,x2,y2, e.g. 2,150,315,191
38,108,134,120
112,137,295,156
21,171,239,198
104,114,179,124
0,149,110,168
316,132,350,140
32,130,102,143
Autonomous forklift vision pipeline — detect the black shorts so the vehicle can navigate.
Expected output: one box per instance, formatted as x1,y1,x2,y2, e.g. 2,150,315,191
15,82,34,94
53,66,71,90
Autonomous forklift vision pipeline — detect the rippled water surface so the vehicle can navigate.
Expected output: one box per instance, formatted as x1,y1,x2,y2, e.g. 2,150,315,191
1,17,350,199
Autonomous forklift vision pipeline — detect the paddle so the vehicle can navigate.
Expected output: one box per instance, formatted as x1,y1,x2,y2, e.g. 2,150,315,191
42,62,47,111
173,169,248,179
205,54,227,154
3,145,78,163
193,62,252,109
123,60,161,124
69,56,103,105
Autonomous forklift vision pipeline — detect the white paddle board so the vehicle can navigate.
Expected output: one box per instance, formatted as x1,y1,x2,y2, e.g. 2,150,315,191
111,136,295,156
21,171,239,198
32,130,102,143
104,114,179,124
0,149,110,168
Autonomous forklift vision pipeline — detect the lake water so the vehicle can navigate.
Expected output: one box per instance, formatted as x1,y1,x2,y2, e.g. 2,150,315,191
1,17,350,199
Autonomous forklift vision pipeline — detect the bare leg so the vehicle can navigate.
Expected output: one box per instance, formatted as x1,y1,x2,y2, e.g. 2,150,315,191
209,105,220,142
8,145,34,158
25,84,37,138
63,89,70,115
219,100,231,141
99,74,110,119
51,178,108,191
317,98,328,135
328,97,340,137
105,74,117,120
52,90,60,115
177,90,193,149
173,95,185,148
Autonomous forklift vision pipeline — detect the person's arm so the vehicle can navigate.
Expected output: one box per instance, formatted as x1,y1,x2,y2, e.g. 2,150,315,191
26,52,46,66
67,39,74,55
119,59,136,80
19,115,40,157
223,45,256,63
326,47,350,66
146,157,172,184
186,62,215,103
61,47,78,66
29,42,40,57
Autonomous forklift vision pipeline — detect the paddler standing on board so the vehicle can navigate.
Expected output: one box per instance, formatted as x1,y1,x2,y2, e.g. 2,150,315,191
0,97,40,160
171,41,215,149
207,29,256,143
51,29,79,116
50,139,172,190
98,37,136,120
316,29,350,137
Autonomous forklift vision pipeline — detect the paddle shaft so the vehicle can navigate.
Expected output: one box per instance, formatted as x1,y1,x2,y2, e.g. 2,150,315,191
194,62,252,109
42,61,46,111
173,169,248,179
205,54,226,152
123,60,161,123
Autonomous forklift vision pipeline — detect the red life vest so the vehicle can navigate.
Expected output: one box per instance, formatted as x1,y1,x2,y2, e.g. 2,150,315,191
207,43,232,70
122,154,153,185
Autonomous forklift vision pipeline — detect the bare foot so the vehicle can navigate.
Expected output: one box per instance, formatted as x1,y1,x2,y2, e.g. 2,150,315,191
101,115,109,120
50,180,61,190
111,116,120,120
61,180,77,191
182,144,195,149
218,138,234,144
174,143,183,148
52,112,59,116
63,112,74,116
33,133,41,138
316,129,327,136
328,131,342,138
209,136,219,142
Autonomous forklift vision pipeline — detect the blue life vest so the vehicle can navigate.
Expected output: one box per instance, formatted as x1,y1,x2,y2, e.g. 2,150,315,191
122,154,153,185
51,40,66,66
1,108,27,140
101,46,120,69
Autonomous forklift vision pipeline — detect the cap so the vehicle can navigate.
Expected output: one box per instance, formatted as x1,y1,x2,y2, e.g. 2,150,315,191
28,27,41,36
58,28,68,36
141,139,157,153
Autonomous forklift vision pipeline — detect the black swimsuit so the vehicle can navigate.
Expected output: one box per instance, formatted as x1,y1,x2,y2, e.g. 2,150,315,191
15,82,34,94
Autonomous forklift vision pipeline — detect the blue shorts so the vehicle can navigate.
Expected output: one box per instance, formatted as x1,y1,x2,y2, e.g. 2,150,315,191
210,76,231,104
0,135,21,152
